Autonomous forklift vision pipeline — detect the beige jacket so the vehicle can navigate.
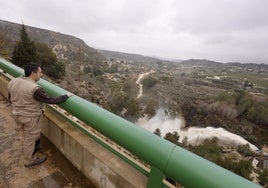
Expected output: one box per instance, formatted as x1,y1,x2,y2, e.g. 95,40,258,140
8,76,44,117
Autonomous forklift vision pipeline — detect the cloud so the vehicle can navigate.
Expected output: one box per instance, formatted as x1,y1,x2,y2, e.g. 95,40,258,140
0,0,267,63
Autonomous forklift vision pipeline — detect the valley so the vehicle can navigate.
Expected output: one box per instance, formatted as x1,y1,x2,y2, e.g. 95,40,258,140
1,19,268,186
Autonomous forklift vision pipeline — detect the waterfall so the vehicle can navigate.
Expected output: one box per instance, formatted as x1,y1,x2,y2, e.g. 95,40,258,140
136,108,259,151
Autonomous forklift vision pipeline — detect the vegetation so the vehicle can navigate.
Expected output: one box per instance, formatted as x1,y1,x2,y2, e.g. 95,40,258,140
124,98,142,122
190,138,253,180
237,144,254,157
141,76,157,90
215,90,268,126
153,128,161,137
0,31,9,58
144,99,158,118
12,24,36,67
258,169,268,187
11,24,65,79
108,90,129,114
35,42,65,79
164,132,180,146
191,137,222,163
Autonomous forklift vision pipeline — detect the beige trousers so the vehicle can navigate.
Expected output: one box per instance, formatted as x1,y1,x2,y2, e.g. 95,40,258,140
13,115,41,164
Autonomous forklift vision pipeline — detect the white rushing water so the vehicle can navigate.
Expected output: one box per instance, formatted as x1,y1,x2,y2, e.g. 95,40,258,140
136,109,259,151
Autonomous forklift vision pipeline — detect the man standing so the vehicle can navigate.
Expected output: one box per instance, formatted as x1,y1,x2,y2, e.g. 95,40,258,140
8,63,73,167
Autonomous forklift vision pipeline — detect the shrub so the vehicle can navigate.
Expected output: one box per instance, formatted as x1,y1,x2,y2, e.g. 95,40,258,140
258,169,268,186
237,144,254,157
141,76,157,90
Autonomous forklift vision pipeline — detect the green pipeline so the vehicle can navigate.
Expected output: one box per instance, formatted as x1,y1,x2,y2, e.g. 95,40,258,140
0,57,261,188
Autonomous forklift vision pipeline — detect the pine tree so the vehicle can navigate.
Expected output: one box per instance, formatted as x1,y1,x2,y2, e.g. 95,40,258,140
0,31,9,58
12,24,36,68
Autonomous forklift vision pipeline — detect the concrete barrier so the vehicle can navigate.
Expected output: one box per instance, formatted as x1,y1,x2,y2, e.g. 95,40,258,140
0,69,148,188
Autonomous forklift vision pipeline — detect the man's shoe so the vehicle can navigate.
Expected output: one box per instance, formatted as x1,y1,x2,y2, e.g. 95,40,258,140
24,156,47,168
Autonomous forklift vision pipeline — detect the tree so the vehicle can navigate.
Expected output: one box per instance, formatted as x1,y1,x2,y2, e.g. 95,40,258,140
0,31,9,58
108,91,129,115
153,128,161,137
216,91,235,104
35,42,65,79
108,64,118,73
258,169,268,186
35,42,57,69
237,144,254,157
144,100,158,118
233,160,253,180
84,65,92,74
45,61,65,79
237,93,254,116
124,98,142,122
93,67,103,76
191,137,222,163
141,76,157,90
191,138,253,180
12,24,36,67
164,132,180,145
182,136,188,147
247,101,268,126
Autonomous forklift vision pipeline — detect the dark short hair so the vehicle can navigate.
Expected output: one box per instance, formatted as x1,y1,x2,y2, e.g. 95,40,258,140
24,63,40,77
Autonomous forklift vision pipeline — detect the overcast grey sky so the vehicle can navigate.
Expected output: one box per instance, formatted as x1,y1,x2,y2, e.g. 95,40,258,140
1,0,268,64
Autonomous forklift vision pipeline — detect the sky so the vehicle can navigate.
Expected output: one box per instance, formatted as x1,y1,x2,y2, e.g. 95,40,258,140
0,0,268,64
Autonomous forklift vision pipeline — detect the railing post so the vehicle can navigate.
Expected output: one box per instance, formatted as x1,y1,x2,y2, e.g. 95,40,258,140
147,166,164,188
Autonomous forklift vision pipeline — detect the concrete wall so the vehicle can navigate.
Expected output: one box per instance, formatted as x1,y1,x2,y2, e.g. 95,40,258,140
0,72,148,188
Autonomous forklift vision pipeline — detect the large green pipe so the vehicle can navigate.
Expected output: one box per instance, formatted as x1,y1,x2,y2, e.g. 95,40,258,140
0,57,261,188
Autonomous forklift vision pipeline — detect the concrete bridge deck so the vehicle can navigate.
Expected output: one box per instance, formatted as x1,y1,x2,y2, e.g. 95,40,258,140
0,94,94,188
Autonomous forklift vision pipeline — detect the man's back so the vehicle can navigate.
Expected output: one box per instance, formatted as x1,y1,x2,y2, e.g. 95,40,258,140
8,76,43,116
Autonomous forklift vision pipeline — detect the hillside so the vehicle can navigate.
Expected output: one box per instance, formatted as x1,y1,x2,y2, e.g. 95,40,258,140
0,19,106,64
99,49,168,63
0,19,109,107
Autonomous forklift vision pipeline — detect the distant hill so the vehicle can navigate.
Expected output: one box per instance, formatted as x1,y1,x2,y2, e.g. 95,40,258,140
98,49,173,63
0,19,106,64
179,59,223,66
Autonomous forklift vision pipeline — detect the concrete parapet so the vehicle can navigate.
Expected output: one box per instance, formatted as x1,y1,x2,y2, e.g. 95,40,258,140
42,109,148,188
0,71,148,188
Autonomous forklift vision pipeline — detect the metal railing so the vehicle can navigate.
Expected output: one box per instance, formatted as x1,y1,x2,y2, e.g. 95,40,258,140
0,57,261,188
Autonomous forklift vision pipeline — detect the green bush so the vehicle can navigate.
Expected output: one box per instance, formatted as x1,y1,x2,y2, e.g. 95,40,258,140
237,93,254,116
141,76,157,90
154,128,161,137
191,137,253,180
258,169,268,186
45,61,65,79
124,98,142,122
164,132,180,145
108,91,129,115
191,137,222,163
247,101,268,126
216,91,236,104
12,24,36,68
144,100,158,118
237,144,254,157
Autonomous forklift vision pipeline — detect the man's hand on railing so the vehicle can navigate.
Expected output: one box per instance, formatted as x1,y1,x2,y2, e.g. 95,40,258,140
66,92,74,98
